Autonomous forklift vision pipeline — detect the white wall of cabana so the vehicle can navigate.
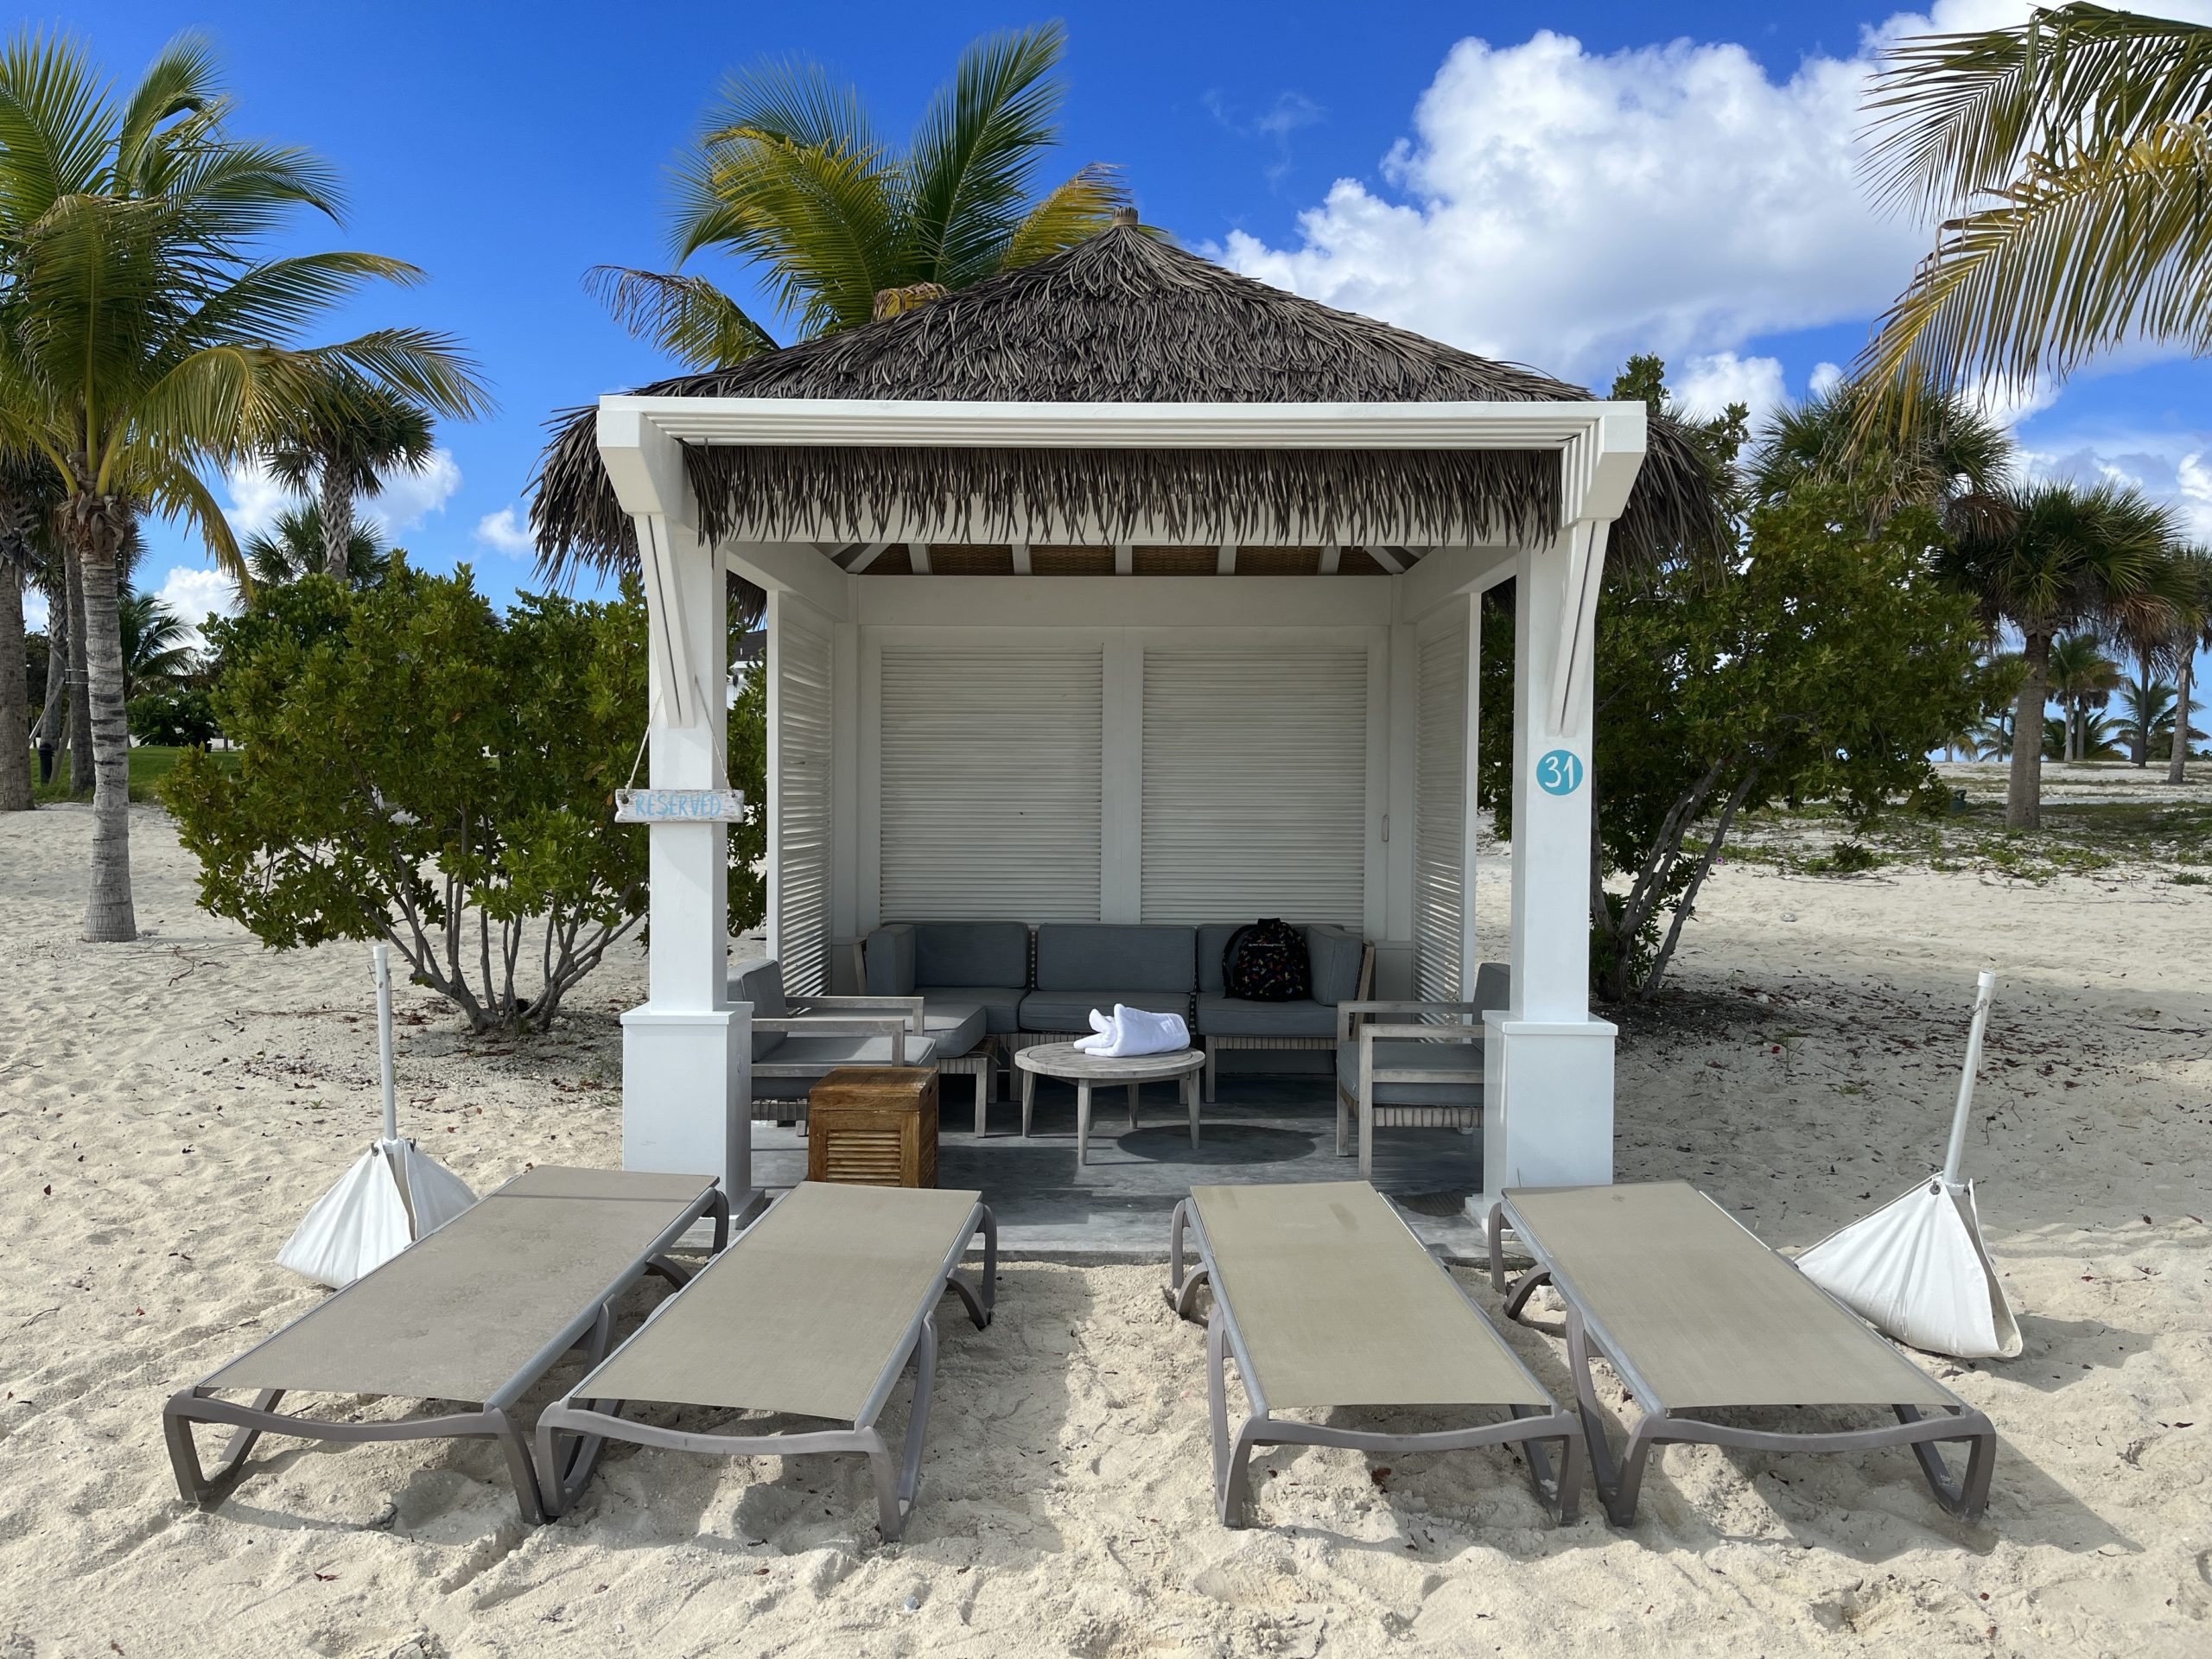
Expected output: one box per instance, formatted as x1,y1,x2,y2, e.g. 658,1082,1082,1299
601,395,1647,1222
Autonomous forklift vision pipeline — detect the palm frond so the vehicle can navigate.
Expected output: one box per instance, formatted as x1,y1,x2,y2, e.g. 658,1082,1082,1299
685,130,902,335
999,163,1129,271
0,30,115,226
584,265,779,369
112,31,219,188
905,22,1069,288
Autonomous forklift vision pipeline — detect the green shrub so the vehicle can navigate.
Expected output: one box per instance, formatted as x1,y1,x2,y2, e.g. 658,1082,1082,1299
126,684,220,747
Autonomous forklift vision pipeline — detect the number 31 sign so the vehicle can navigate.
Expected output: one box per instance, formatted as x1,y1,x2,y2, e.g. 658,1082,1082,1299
1536,749,1585,797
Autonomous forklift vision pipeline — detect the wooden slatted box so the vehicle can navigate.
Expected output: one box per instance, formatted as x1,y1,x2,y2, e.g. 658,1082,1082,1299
806,1066,939,1188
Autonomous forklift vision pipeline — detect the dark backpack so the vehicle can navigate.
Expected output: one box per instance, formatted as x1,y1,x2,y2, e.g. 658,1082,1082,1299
1224,919,1310,1001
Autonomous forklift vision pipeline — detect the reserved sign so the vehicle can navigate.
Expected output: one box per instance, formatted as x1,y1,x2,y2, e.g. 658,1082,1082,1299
613,789,748,823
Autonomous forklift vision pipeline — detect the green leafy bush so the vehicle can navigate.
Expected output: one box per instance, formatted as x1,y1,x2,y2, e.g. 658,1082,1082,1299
127,684,220,747
169,563,759,1033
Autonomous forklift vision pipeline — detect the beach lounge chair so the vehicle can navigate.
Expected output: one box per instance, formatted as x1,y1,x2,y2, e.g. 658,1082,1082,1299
1488,1182,1997,1525
163,1166,728,1523
533,1181,996,1541
1166,1180,1582,1527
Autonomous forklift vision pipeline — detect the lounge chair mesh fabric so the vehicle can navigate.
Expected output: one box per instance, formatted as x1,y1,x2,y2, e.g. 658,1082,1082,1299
1192,1182,1548,1411
207,1166,717,1402
577,1181,986,1421
1504,1183,1955,1410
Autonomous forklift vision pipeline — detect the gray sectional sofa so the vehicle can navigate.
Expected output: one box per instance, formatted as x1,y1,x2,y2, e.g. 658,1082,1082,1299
858,919,1378,1106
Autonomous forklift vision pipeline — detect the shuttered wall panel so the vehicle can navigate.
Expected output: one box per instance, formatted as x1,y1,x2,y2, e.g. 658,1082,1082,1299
880,646,1103,921
1140,647,1368,925
774,614,834,995
1414,624,1468,1002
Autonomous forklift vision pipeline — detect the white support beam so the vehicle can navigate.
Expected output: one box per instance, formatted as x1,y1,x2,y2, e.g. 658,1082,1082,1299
1113,543,1134,575
1364,545,1407,575
1319,542,1341,574
1396,546,1516,623
907,540,931,575
1011,540,1033,575
721,539,851,621
847,540,892,572
1217,541,1237,575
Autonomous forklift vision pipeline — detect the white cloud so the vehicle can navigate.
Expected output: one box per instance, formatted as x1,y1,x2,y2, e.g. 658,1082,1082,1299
1675,352,1789,430
363,450,461,537
151,566,238,654
219,448,463,543
1808,361,1845,399
1216,5,2212,391
474,505,536,556
2012,430,2212,541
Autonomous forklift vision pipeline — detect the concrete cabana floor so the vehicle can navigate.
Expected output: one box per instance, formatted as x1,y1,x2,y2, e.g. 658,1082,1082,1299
747,1075,1487,1258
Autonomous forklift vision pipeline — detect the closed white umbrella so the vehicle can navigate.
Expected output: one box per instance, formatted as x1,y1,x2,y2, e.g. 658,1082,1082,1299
1797,970,2023,1360
277,943,479,1288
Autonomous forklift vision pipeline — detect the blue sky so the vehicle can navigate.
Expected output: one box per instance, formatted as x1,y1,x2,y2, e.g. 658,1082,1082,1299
56,0,2212,698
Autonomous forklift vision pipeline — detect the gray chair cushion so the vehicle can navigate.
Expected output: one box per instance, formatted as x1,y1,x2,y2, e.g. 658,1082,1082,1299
752,1033,943,1099
923,985,1025,1035
728,958,789,1061
1306,925,1367,1006
1336,1037,1484,1109
1019,988,1192,1033
862,925,917,995
918,998,988,1059
1034,925,1195,993
914,923,1030,990
1473,960,1510,1016
1193,993,1335,1039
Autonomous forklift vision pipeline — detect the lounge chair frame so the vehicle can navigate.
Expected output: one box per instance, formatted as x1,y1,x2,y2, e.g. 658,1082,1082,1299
1167,1198,1582,1527
1487,1194,1996,1525
532,1198,997,1541
163,1181,730,1525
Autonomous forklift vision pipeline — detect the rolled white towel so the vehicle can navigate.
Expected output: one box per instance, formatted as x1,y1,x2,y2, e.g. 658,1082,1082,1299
1084,1003,1189,1058
1071,1006,1120,1053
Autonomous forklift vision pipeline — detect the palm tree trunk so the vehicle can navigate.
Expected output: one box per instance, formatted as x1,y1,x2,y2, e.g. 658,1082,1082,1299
32,575,66,763
2172,652,2196,785
0,561,30,810
2006,631,2050,830
2133,652,2152,766
320,464,353,586
66,495,137,942
64,543,92,795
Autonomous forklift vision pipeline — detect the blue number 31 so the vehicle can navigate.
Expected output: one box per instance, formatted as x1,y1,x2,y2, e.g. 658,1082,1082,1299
1536,748,1585,797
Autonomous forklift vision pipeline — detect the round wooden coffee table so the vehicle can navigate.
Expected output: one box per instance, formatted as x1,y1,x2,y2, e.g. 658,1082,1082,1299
1014,1041,1205,1165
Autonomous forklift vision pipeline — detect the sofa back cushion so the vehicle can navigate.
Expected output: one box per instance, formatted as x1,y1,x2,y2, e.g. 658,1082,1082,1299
1473,960,1510,1016
728,957,788,1060
1196,924,1238,995
1305,925,1368,1006
913,922,1030,989
1034,924,1195,993
862,925,917,995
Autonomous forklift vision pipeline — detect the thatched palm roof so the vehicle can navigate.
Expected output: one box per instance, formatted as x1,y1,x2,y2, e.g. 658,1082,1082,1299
531,223,1720,576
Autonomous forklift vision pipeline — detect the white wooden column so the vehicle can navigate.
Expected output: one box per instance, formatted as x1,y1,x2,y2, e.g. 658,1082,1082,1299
1479,522,1617,1202
598,409,753,1209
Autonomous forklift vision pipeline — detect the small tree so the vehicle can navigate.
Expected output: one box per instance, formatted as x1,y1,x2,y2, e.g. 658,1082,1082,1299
1482,486,1990,1001
172,565,688,1032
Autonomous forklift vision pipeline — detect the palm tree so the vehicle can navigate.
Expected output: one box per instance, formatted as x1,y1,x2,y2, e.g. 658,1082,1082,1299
115,587,194,700
2167,549,2212,782
241,500,391,590
2044,632,2123,761
0,33,490,941
1860,5,2212,403
264,380,432,582
0,447,57,809
2117,674,2180,763
1750,373,2013,528
1940,480,2177,829
590,22,1130,370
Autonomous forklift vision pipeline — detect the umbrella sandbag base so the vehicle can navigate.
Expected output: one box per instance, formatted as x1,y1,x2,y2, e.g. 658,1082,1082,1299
1798,1177,2023,1360
278,1139,481,1289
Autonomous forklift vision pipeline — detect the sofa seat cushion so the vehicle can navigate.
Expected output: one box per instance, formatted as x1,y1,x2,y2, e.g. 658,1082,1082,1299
1194,994,1335,1039
922,985,1025,1035
752,1033,943,1098
918,998,988,1059
1033,925,1195,994
1336,1037,1484,1109
1019,988,1191,1034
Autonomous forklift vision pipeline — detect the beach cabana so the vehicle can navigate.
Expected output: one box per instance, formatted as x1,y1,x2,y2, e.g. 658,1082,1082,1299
534,218,1717,1219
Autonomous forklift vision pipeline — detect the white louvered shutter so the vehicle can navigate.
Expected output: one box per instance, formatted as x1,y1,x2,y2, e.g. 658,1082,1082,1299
880,646,1103,920
772,613,834,995
1414,622,1468,1001
1140,646,1368,925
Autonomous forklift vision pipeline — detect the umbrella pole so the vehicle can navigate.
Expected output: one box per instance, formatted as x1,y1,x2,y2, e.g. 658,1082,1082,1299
1942,970,1999,1185
374,943,398,1145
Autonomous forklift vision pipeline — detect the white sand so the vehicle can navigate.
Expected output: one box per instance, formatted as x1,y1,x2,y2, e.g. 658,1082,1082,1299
1,804,2206,1657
